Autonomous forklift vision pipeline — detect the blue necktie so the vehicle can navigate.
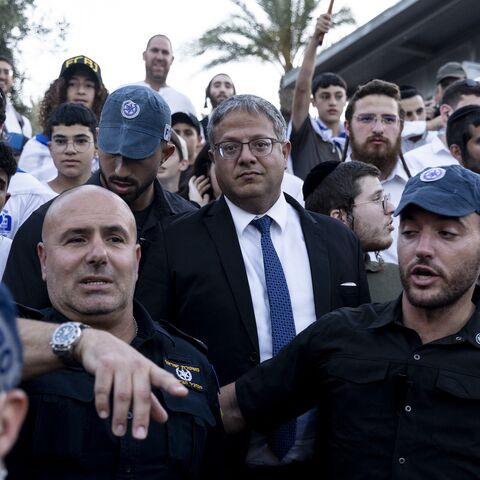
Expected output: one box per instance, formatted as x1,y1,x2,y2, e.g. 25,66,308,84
251,215,296,460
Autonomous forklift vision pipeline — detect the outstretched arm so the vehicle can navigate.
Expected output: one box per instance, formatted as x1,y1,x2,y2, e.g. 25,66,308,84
290,13,333,131
19,318,188,439
219,382,246,434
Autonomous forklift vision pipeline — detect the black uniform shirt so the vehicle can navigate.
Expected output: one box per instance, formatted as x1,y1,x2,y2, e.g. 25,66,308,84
237,292,480,479
7,302,224,480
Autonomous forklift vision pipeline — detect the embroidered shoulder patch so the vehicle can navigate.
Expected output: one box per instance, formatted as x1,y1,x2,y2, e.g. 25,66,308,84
164,358,204,392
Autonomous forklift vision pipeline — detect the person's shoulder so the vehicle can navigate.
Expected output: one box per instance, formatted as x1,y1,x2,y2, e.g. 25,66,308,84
8,171,56,197
311,300,396,338
163,189,198,214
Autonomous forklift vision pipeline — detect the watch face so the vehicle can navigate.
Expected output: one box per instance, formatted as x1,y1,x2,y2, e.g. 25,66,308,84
54,323,78,345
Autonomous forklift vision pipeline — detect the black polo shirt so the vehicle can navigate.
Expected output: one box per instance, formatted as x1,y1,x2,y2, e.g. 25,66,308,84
7,302,224,479
237,293,480,479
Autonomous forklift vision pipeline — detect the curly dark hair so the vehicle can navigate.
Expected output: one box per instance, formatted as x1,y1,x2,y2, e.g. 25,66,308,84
39,73,108,134
0,142,19,182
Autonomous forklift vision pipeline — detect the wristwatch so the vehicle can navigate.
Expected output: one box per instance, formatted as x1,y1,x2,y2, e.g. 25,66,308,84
50,322,90,365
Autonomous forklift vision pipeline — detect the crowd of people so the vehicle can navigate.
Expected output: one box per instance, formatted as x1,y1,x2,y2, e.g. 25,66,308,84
0,10,480,479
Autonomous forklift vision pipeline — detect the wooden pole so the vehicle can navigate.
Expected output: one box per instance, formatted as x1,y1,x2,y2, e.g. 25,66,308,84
318,0,335,46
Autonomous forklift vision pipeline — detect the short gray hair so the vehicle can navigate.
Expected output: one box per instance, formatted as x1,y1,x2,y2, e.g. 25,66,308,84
207,94,287,146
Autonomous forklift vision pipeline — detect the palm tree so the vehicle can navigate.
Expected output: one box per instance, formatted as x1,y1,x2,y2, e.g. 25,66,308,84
189,0,355,117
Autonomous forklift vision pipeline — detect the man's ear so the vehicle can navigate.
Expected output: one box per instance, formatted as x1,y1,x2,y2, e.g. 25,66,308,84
344,120,351,138
0,389,28,458
449,143,463,163
439,104,453,128
37,242,47,282
330,208,349,225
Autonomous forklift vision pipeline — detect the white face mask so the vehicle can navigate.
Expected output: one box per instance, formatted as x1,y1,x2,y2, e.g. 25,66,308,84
401,120,427,138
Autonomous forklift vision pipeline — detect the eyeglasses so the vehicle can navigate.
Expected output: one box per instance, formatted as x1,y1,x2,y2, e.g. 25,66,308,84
213,138,283,161
49,137,94,153
0,68,13,77
353,114,399,127
353,193,392,213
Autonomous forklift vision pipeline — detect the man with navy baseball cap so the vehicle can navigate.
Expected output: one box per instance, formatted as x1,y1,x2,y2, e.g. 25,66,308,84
3,85,196,320
220,164,480,478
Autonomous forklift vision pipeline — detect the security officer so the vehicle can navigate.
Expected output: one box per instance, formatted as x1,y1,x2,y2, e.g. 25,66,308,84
6,185,223,479
3,85,197,319
221,164,480,479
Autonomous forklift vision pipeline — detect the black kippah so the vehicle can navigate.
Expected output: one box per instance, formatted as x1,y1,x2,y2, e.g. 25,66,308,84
448,104,480,127
302,161,342,200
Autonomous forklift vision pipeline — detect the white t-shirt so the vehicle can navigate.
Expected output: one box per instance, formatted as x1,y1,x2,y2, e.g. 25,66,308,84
0,235,12,279
18,136,56,183
5,101,32,137
0,170,57,239
131,81,197,116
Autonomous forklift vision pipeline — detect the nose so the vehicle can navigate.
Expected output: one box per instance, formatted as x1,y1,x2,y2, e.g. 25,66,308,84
237,143,257,164
385,199,395,215
64,141,77,154
371,118,386,133
85,234,108,265
414,231,434,259
114,156,132,176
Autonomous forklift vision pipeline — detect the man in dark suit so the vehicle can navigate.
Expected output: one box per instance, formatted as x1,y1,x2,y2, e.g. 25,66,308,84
163,94,370,479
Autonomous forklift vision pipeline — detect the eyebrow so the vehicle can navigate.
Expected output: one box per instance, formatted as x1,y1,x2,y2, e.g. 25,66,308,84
58,225,131,241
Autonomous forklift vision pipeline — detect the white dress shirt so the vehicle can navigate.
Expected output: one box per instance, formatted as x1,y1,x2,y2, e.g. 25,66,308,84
404,134,458,170
224,193,317,466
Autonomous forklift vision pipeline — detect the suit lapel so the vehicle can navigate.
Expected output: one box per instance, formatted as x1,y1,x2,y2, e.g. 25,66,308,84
286,195,332,318
204,197,259,349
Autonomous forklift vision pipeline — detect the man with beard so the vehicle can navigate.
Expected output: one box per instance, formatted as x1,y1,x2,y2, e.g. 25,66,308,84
220,164,480,479
200,73,236,134
447,105,480,173
303,160,402,303
344,79,431,263
3,85,196,318
135,34,197,116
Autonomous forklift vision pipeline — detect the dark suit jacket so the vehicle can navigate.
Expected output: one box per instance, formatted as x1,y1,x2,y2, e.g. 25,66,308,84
164,194,370,386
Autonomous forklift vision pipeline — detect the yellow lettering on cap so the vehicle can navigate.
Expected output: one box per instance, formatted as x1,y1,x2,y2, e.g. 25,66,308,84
73,56,83,64
65,58,75,68
84,57,98,72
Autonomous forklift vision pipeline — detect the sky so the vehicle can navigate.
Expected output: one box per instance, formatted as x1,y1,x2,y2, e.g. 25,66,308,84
17,0,400,116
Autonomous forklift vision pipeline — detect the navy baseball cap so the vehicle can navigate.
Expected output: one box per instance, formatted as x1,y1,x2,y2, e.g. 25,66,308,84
98,85,172,160
0,285,22,391
395,165,480,217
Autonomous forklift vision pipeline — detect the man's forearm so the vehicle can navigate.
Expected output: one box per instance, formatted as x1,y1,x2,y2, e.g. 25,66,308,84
219,382,247,434
18,318,63,379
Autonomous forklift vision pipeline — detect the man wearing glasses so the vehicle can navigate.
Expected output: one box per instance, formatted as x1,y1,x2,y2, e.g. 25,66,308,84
303,160,402,303
162,94,370,479
344,79,436,264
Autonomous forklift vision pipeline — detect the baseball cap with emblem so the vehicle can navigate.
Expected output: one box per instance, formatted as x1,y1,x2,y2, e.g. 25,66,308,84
98,85,172,160
395,165,480,217
0,284,22,392
59,55,102,83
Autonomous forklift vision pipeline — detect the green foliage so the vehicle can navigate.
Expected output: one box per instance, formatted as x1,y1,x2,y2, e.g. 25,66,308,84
0,0,68,115
188,0,355,74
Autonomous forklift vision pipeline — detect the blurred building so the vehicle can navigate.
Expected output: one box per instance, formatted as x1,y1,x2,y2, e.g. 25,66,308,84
282,0,480,102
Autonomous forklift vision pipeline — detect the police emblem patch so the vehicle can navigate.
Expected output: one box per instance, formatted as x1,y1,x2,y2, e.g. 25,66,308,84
164,358,204,392
420,167,446,182
476,333,480,345
121,100,140,119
